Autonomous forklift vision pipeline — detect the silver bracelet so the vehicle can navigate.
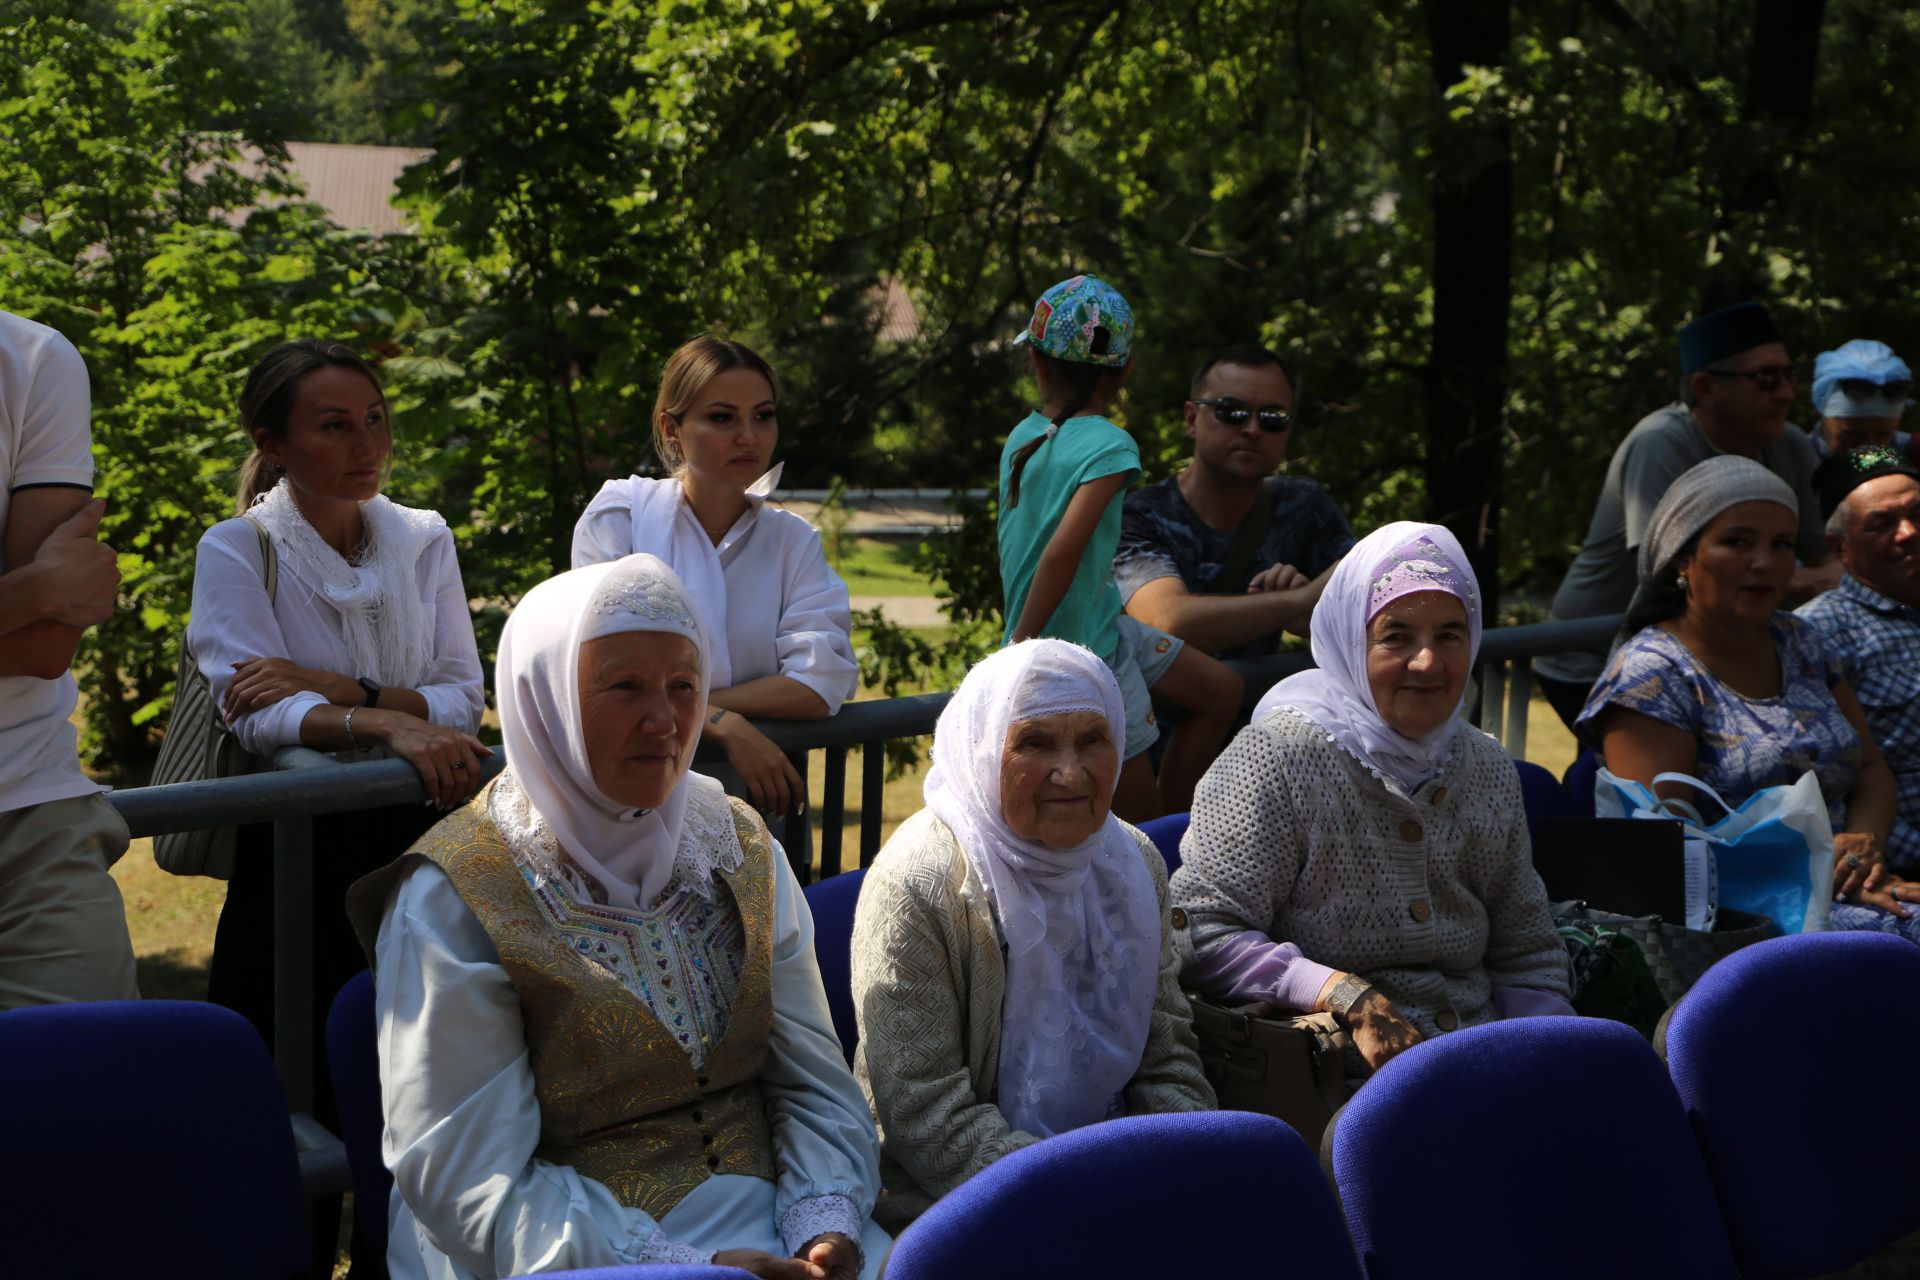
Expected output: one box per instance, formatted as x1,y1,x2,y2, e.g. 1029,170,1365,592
343,705,359,754
1326,973,1378,1024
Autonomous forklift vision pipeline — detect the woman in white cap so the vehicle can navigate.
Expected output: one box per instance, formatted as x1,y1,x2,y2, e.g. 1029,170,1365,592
348,554,888,1279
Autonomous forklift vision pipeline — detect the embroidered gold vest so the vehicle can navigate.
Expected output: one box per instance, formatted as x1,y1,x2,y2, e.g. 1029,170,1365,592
349,792,779,1219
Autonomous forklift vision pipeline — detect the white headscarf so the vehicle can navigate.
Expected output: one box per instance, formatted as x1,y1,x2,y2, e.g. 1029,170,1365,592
599,463,785,691
1254,521,1483,791
491,553,740,910
248,479,441,688
923,639,1160,1139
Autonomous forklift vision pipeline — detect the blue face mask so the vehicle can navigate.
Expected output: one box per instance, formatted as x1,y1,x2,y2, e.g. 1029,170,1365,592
1822,387,1909,420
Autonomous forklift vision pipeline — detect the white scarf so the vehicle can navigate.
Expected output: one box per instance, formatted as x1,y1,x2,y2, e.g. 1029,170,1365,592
491,554,740,911
248,480,440,688
1253,521,1483,791
584,464,785,691
924,639,1160,1139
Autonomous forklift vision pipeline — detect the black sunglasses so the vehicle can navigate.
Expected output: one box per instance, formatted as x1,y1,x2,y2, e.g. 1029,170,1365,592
1193,397,1293,431
1705,363,1797,392
1839,378,1914,401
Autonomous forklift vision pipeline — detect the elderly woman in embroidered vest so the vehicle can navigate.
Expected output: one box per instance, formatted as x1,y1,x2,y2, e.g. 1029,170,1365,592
572,336,857,818
1172,523,1571,1080
347,554,888,1280
186,339,488,1094
850,639,1213,1230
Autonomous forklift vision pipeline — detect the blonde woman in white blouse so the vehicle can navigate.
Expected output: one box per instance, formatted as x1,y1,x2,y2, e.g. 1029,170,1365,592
185,339,488,1087
572,336,858,817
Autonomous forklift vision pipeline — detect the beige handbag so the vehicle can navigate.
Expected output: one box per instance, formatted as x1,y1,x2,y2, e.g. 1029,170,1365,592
1187,994,1351,1151
150,517,276,879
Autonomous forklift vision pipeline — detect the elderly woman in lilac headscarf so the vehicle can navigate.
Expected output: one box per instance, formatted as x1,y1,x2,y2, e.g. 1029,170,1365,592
1171,522,1571,1078
848,639,1213,1230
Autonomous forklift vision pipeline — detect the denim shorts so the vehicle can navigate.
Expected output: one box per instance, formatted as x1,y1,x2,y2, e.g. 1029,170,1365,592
1107,614,1185,760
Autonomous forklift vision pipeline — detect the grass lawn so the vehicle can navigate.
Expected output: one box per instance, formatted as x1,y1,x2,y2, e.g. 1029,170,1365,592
824,536,941,597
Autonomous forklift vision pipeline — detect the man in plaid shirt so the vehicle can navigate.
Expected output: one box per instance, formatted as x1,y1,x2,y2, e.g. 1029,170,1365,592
1800,445,1920,872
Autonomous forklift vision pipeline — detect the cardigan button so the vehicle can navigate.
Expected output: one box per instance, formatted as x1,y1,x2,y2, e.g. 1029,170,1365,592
1169,907,1189,930
1431,787,1447,804
706,1155,720,1170
1436,1009,1459,1031
701,1133,714,1147
697,1075,710,1087
691,1110,704,1122
1399,819,1424,842
1409,899,1432,924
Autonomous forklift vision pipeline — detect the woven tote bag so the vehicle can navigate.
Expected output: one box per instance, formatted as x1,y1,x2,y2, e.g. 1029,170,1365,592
150,518,276,879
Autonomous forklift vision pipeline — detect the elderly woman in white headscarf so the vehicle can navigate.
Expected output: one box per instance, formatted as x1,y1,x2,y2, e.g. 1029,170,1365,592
346,554,889,1280
849,639,1213,1230
1172,522,1571,1079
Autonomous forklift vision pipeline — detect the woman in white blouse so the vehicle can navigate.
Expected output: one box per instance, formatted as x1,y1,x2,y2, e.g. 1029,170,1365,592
346,553,888,1279
572,337,858,817
186,340,488,1073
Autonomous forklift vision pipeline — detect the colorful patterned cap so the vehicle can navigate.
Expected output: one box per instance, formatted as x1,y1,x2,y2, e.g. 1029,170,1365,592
1011,274,1134,368
1814,444,1920,521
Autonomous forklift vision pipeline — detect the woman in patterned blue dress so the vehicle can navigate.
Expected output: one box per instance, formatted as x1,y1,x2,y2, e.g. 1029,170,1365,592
1576,456,1920,939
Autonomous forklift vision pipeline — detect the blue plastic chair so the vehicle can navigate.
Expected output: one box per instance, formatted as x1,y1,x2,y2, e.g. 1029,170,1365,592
328,969,391,1273
1661,932,1920,1279
0,999,309,1279
802,867,867,1065
1513,758,1575,863
510,1267,754,1279
1136,811,1190,875
886,1111,1361,1280
1331,1017,1737,1279
1563,749,1602,819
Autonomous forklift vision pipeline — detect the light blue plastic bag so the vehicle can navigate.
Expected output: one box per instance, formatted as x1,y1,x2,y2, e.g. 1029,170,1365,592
1593,768,1833,934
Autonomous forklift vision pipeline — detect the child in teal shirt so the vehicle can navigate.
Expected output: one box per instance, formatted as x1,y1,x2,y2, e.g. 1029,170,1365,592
998,275,1243,818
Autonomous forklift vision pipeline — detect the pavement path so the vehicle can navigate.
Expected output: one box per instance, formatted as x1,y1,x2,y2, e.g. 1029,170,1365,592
849,595,947,628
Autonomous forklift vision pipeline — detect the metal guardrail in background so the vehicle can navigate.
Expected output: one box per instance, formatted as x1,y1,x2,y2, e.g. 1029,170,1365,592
100,613,1618,1195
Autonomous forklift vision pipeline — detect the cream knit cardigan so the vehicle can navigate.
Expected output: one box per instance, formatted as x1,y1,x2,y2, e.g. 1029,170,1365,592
850,809,1214,1230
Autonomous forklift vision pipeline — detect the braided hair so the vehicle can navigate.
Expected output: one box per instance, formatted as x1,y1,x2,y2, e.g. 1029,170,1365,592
1006,344,1124,509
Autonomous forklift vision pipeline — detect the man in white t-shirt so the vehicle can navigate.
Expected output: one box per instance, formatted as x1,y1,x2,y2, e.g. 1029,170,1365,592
0,310,138,1007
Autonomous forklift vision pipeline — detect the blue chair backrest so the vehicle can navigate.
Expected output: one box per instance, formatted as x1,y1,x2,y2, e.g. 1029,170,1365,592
1563,749,1602,819
802,867,867,1066
886,1111,1361,1280
1513,758,1575,864
1331,1017,1738,1279
1661,931,1920,1279
1136,811,1190,875
328,968,390,1270
0,999,308,1279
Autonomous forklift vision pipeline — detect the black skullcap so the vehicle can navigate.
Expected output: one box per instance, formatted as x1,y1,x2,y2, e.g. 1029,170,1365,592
1678,302,1783,375
1814,444,1920,522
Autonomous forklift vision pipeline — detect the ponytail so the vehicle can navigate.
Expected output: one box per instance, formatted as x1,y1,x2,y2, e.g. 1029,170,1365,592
1008,352,1120,509
1006,401,1086,510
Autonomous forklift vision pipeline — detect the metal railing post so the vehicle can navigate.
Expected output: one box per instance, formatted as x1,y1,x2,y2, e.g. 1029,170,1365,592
782,751,811,884
1503,659,1533,760
860,744,885,867
272,813,315,1113
820,747,847,879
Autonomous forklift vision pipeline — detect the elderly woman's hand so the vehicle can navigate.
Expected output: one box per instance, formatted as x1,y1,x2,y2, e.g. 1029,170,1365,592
361,710,493,809
1833,832,1887,902
712,1248,832,1280
1347,991,1423,1072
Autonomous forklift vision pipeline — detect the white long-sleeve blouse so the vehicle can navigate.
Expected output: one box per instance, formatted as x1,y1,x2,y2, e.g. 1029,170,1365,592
571,477,859,710
185,514,485,756
371,850,889,1279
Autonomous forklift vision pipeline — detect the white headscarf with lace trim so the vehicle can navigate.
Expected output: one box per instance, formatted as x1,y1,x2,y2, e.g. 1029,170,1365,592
490,554,740,911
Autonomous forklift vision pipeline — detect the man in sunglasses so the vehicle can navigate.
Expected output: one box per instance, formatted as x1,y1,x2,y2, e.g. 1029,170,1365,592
1808,339,1914,464
1537,301,1832,729
1800,446,1920,874
1113,343,1354,659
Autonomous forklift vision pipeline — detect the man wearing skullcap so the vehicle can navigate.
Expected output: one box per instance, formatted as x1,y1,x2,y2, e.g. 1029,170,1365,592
1806,339,1914,463
1536,302,1830,728
1800,445,1920,872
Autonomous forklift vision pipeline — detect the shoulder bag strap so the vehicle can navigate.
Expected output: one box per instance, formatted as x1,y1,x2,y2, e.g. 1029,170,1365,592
1213,476,1278,596
242,514,278,603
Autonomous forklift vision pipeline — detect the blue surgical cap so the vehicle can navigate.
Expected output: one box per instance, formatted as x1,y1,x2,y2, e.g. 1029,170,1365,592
1813,340,1912,418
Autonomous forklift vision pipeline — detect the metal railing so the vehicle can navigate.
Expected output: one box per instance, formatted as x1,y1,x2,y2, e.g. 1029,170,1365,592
101,613,1616,1193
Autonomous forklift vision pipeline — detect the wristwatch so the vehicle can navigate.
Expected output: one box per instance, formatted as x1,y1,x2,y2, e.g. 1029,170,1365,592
357,677,382,707
1325,973,1379,1025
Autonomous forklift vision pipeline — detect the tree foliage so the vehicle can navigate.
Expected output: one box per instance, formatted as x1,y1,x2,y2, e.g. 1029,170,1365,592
7,0,1920,767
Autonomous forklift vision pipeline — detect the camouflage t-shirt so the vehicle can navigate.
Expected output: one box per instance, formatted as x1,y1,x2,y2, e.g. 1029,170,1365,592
1112,474,1354,657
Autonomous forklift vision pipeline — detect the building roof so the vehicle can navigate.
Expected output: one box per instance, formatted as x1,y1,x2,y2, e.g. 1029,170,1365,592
283,141,430,235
